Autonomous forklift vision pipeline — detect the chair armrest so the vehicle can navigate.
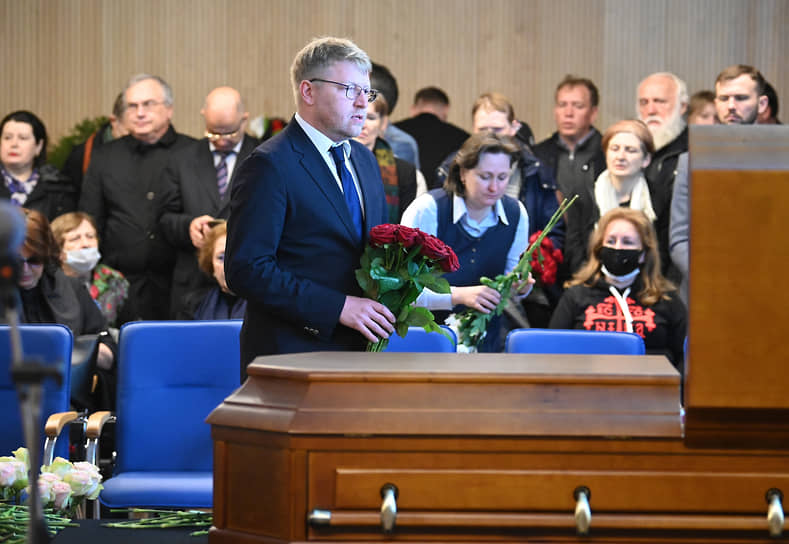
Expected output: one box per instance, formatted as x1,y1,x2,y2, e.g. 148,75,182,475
43,411,80,465
44,411,79,438
86,411,113,439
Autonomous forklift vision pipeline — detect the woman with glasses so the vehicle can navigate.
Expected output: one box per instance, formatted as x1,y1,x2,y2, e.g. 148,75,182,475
18,208,117,408
1,110,77,220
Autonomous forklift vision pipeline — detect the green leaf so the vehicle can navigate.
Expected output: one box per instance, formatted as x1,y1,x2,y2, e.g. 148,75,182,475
355,269,373,295
416,272,450,293
379,290,403,311
395,321,410,338
403,306,434,327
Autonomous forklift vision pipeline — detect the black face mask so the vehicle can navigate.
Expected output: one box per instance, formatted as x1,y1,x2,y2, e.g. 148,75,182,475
598,247,642,276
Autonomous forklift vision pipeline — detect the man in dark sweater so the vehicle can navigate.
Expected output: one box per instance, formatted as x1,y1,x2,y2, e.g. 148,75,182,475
533,75,606,279
395,87,469,190
79,74,195,322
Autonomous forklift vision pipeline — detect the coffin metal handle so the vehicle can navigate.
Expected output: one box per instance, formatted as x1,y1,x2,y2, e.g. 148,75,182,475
307,509,331,526
766,488,784,538
380,483,399,534
574,486,591,536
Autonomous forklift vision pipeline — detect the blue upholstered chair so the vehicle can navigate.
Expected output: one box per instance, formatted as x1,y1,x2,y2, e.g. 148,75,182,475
86,320,242,512
384,326,457,353
505,328,646,355
0,324,76,462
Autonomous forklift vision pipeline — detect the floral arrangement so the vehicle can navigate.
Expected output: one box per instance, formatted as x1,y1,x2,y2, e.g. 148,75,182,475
0,447,100,541
449,196,577,351
356,224,460,351
0,447,102,515
528,231,563,287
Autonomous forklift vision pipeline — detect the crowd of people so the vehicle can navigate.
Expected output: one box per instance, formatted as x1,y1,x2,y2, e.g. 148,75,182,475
3,34,781,390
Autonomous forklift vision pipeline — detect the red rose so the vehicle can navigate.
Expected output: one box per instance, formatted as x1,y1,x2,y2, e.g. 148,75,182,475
395,225,424,248
528,231,563,286
420,233,451,261
89,284,99,299
369,224,399,246
441,248,460,272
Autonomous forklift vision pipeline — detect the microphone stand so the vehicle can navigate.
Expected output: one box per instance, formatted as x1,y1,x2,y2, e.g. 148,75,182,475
3,285,61,544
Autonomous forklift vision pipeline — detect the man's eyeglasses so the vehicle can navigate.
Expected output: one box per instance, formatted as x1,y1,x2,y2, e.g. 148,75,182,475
205,123,244,141
309,78,378,103
124,99,166,113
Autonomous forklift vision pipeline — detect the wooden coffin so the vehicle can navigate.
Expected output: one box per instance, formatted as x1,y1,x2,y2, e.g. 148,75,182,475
207,352,788,543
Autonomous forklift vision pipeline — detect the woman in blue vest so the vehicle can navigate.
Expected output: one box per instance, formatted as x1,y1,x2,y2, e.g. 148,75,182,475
401,132,532,351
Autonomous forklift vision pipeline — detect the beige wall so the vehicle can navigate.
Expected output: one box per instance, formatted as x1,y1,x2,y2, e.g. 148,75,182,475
1,0,786,146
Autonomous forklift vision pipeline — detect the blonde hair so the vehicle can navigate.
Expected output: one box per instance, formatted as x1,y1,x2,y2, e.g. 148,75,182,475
601,119,655,156
197,222,227,277
567,208,674,305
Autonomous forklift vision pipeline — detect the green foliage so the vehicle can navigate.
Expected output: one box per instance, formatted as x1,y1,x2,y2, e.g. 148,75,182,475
47,116,109,170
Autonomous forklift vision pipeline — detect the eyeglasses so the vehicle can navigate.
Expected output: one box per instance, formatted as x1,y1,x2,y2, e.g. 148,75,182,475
20,255,44,267
309,78,378,103
124,99,166,113
205,123,244,141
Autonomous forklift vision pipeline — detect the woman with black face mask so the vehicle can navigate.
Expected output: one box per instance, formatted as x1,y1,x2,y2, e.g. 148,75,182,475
549,207,686,374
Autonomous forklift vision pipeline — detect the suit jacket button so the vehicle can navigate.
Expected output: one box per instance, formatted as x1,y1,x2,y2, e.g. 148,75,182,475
146,191,155,200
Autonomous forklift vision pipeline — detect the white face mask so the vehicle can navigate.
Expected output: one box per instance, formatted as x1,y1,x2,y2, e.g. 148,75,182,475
601,264,640,285
65,247,101,275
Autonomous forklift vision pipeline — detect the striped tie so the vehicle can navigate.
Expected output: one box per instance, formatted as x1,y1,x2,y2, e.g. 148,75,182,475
216,151,233,198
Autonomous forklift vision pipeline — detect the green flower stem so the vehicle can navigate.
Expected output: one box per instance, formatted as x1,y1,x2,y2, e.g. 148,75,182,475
103,509,212,536
456,195,578,349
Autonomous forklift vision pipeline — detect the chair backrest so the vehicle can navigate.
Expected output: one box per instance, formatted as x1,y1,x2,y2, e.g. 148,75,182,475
384,326,457,353
505,328,646,355
114,320,242,473
0,324,72,457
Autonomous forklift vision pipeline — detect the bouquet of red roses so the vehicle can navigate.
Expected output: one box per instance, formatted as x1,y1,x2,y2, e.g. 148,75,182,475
528,231,563,287
356,224,460,352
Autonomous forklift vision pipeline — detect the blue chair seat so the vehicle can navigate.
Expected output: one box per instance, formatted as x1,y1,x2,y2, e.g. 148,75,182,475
101,471,213,508
505,329,645,355
384,326,457,353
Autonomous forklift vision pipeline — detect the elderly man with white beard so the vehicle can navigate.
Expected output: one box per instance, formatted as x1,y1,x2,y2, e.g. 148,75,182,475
636,72,689,283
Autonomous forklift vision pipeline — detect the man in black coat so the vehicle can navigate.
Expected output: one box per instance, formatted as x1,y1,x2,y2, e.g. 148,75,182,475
159,86,259,318
79,74,195,322
395,87,469,190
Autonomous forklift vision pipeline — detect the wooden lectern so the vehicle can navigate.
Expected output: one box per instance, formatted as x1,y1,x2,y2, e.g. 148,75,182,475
208,126,789,543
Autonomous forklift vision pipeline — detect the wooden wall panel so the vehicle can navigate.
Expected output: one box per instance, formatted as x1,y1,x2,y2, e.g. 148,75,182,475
0,0,786,151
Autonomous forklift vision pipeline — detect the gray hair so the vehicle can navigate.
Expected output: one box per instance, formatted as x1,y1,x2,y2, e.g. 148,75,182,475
290,37,371,104
123,73,174,107
637,72,689,115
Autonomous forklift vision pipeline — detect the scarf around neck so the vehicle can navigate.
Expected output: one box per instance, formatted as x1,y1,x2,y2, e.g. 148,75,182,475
373,138,400,223
594,169,656,222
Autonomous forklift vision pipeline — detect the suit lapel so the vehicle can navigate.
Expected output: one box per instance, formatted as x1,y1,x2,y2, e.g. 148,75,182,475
287,122,360,243
196,141,221,208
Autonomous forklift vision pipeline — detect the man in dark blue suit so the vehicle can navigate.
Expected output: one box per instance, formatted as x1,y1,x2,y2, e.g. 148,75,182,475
225,37,395,378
